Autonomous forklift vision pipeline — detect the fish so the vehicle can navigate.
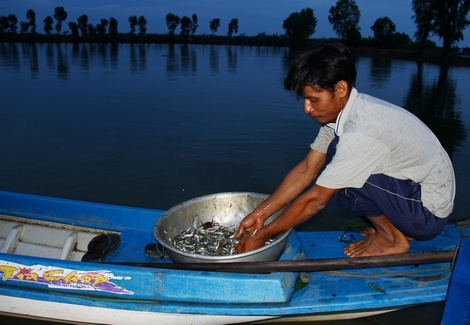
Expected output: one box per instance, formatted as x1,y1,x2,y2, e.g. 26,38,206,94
171,219,276,256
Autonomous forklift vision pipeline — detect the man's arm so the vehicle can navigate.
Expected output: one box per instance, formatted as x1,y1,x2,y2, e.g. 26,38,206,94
234,149,335,251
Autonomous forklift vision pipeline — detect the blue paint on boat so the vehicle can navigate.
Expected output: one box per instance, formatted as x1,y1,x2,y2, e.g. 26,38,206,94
441,237,470,325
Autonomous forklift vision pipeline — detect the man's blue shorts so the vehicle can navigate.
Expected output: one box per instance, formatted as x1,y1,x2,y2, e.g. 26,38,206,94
326,135,447,240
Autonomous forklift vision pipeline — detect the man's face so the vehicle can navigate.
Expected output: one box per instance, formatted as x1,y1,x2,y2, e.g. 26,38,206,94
302,84,347,124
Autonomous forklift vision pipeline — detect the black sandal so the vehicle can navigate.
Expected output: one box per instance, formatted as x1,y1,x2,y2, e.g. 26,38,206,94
81,233,121,262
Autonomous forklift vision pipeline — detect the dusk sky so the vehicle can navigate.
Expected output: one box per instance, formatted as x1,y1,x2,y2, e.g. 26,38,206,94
2,0,469,47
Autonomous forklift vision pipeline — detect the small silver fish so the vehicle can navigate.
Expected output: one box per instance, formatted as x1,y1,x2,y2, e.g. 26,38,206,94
171,219,276,256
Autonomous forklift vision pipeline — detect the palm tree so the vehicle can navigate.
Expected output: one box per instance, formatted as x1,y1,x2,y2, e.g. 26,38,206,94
137,16,147,35
43,16,53,35
228,18,238,37
7,14,18,33
210,18,220,35
53,6,67,34
190,14,198,36
128,16,137,34
26,9,36,34
165,13,180,36
109,17,118,41
77,15,88,37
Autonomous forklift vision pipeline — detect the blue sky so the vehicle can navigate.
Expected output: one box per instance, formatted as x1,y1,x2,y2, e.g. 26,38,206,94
2,0,469,47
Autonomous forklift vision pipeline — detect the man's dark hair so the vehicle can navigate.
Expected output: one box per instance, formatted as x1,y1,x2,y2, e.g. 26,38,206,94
284,43,357,97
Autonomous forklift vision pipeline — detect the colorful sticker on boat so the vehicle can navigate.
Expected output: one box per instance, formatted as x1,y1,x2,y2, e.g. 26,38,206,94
0,260,133,295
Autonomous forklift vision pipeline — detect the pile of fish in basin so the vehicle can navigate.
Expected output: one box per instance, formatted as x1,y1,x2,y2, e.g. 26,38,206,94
153,192,291,263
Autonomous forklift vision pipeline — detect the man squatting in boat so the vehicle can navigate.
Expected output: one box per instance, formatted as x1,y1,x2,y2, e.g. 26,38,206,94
234,43,455,257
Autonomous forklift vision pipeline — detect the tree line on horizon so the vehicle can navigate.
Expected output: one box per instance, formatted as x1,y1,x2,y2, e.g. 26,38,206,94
0,0,469,54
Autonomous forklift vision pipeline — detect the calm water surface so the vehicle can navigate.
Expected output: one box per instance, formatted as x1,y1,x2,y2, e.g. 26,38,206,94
1,42,469,324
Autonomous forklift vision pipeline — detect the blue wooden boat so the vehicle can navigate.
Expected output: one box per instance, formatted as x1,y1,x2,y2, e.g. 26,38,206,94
0,190,467,324
441,237,470,325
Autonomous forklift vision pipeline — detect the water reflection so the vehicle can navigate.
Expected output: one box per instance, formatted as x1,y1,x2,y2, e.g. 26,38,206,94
370,56,392,87
56,44,69,79
21,43,39,76
0,43,467,190
166,44,178,77
110,43,119,69
130,43,147,72
45,43,54,71
210,44,219,74
227,46,237,74
72,43,88,71
0,42,20,71
163,44,200,77
0,42,467,162
181,44,197,76
403,62,467,159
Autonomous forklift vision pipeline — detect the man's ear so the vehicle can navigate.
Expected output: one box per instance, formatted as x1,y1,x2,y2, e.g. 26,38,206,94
335,80,349,97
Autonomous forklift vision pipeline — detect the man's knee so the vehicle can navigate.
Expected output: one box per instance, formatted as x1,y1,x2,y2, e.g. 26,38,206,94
404,216,448,240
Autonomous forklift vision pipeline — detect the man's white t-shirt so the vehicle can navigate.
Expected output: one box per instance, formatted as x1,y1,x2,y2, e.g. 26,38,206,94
311,88,455,218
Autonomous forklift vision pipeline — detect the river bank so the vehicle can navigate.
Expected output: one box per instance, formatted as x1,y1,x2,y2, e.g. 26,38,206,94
351,46,470,67
2,32,470,67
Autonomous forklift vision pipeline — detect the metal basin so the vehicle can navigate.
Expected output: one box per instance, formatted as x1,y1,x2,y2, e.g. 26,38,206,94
154,192,291,263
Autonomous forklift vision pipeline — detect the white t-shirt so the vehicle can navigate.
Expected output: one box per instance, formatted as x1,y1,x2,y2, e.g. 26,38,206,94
311,88,455,218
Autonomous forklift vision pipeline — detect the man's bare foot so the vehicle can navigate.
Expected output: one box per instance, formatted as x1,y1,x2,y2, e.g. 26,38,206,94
344,215,410,257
